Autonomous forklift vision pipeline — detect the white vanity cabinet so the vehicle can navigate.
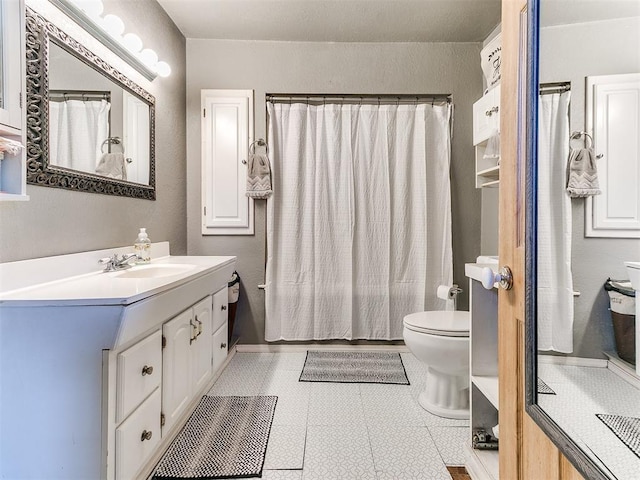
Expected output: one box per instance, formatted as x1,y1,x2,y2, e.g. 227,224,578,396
0,246,236,480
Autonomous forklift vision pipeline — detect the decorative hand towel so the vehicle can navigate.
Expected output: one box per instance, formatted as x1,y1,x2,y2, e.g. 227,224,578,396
246,152,272,199
566,147,600,197
95,152,127,180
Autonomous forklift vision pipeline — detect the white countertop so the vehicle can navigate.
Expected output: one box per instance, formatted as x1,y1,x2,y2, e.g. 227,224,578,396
0,243,236,307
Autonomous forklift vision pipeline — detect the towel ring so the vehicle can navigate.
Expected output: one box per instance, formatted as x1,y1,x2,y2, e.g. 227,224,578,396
570,131,604,158
242,138,269,164
249,139,269,155
101,137,125,154
570,131,593,148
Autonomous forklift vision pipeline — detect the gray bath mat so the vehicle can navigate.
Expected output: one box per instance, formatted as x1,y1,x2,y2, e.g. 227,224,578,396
537,378,556,395
153,395,277,479
596,414,640,459
299,351,409,384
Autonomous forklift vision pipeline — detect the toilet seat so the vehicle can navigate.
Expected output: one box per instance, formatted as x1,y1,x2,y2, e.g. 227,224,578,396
403,311,470,337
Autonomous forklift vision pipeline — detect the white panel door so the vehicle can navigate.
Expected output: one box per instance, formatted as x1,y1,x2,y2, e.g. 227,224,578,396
202,89,254,235
191,295,213,394
586,73,640,238
161,309,193,434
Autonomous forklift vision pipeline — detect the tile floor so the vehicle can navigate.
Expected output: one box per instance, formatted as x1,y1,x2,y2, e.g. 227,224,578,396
207,351,470,480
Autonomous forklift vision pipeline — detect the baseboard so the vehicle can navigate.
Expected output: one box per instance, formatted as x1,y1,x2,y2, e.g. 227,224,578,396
537,354,607,368
604,351,640,390
236,343,410,353
464,443,498,480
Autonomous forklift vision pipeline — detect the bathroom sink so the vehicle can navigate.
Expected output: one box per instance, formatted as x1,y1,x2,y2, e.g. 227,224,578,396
113,263,197,279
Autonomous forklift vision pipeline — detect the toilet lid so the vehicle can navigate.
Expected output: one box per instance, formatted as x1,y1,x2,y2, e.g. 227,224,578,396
403,311,470,337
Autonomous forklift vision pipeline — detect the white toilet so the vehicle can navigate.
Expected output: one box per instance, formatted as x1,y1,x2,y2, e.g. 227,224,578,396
403,310,470,419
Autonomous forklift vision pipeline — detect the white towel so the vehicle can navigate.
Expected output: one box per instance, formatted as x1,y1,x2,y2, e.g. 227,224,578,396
246,152,272,199
566,147,601,197
95,153,127,180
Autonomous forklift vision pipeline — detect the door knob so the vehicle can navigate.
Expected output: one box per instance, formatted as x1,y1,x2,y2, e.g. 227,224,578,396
481,266,513,290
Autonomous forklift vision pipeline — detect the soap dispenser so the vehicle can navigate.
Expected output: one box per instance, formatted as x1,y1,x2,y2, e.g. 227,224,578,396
134,228,151,263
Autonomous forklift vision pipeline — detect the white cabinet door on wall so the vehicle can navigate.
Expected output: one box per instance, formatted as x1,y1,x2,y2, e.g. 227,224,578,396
586,73,640,238
202,90,254,235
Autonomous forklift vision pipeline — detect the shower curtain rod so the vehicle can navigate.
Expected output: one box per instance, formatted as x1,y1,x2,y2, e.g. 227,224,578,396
266,93,452,104
539,82,570,95
49,89,111,101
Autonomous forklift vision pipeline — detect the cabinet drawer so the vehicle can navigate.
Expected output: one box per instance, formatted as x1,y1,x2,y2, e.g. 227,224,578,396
115,388,161,480
117,330,162,423
472,86,500,145
212,322,228,373
212,287,228,332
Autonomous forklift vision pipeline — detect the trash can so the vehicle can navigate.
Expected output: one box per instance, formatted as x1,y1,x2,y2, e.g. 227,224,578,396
605,278,636,365
228,271,240,345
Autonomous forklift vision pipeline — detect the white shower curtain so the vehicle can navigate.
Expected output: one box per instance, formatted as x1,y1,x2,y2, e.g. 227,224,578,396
537,91,574,353
49,99,110,173
265,102,453,341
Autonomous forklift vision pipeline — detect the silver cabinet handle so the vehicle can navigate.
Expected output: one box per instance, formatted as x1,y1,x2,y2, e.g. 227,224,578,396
221,343,227,349
221,305,227,311
481,266,513,290
141,365,154,376
140,430,153,441
485,106,499,117
195,315,203,337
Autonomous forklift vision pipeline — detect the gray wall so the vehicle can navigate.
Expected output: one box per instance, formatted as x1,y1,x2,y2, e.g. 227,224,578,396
0,0,187,262
186,40,484,344
540,16,640,358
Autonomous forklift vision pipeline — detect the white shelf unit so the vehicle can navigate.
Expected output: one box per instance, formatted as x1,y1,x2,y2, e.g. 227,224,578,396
0,0,28,201
473,85,501,189
465,264,499,480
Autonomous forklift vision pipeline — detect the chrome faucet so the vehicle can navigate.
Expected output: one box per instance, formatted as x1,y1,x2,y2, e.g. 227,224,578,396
99,253,138,272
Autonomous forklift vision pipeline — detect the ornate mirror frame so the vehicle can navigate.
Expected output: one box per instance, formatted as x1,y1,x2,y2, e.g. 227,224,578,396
25,7,156,200
524,1,612,478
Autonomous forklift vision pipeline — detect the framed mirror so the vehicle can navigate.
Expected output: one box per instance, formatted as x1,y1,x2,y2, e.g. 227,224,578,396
25,7,156,199
526,0,640,479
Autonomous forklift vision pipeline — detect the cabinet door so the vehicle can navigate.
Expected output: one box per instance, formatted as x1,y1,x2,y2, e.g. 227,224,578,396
212,323,229,373
115,388,161,480
192,296,213,394
211,286,228,332
116,330,162,423
201,90,254,235
0,0,23,130
473,86,501,145
162,309,193,434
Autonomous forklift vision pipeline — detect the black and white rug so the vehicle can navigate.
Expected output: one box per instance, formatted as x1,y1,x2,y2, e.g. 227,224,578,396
537,378,556,395
596,414,640,459
153,395,278,479
299,351,409,385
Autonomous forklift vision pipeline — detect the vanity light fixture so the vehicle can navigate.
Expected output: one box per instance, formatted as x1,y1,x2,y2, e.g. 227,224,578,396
49,0,171,79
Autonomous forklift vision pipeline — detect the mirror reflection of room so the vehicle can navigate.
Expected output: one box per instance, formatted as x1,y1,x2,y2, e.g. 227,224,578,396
536,1,640,478
47,41,150,184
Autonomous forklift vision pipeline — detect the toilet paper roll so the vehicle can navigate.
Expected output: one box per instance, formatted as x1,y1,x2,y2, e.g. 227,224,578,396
437,285,454,301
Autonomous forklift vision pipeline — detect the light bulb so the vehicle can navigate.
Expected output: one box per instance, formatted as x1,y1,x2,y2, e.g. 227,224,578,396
155,61,171,77
139,48,158,68
102,14,125,37
78,0,104,19
122,33,143,53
